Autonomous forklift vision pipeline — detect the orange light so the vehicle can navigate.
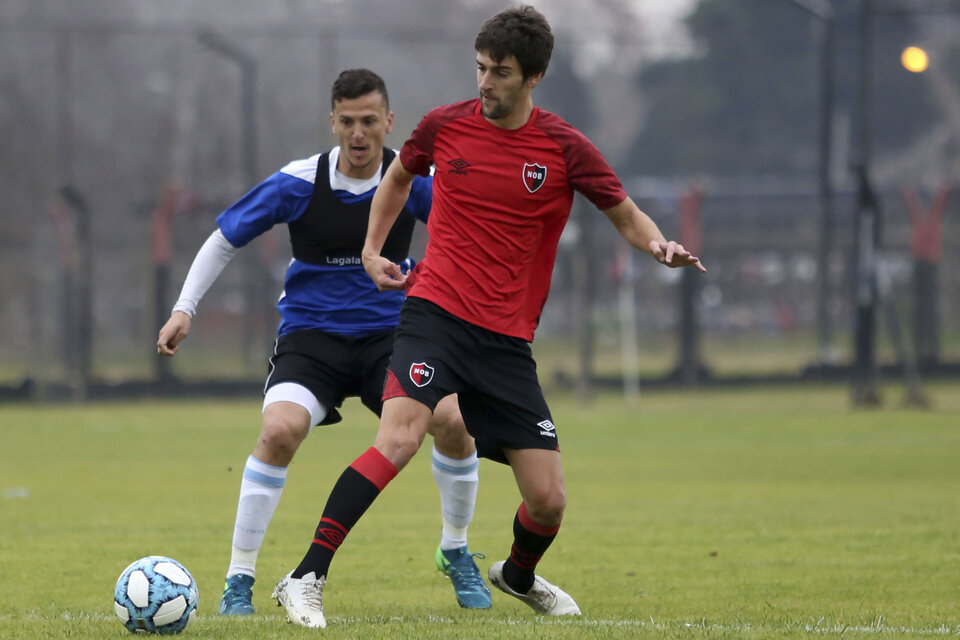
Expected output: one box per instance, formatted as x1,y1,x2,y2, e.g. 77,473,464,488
901,46,929,73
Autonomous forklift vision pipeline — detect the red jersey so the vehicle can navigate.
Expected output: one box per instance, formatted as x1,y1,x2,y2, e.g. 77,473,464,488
400,99,627,341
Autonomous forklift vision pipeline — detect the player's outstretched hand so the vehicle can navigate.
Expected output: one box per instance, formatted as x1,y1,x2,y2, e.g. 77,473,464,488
157,311,191,356
649,240,707,273
363,254,407,291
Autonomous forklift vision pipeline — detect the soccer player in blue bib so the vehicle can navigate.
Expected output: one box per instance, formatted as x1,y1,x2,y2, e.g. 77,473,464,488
157,69,490,616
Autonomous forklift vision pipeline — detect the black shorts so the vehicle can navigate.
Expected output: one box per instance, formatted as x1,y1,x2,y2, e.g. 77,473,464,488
265,328,396,425
385,297,558,464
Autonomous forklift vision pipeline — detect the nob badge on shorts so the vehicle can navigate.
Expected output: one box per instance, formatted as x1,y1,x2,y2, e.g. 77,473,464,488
409,362,435,387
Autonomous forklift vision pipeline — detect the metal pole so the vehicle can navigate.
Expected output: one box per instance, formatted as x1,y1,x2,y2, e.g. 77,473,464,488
53,29,76,385
679,267,699,386
851,0,881,405
154,263,172,381
572,204,595,403
674,186,705,386
239,58,265,371
151,188,175,383
815,10,837,364
616,243,640,403
780,0,837,366
60,185,93,399
197,30,262,371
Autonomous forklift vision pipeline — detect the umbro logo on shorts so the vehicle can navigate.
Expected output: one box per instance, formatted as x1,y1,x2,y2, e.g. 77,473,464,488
537,419,556,438
409,362,435,388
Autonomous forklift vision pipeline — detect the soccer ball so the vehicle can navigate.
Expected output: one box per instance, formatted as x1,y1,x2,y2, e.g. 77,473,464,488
114,556,199,635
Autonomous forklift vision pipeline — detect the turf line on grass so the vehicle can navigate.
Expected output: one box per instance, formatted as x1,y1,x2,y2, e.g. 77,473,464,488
332,616,959,635
44,612,960,635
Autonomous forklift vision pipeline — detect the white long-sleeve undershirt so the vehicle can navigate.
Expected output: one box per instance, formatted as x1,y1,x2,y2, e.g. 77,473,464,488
171,229,239,318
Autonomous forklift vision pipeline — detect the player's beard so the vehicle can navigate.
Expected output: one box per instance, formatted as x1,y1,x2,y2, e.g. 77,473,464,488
480,93,509,120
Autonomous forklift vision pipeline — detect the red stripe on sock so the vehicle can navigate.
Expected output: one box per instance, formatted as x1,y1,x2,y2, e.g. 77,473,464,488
310,539,340,552
319,517,348,535
312,517,349,550
518,502,561,537
382,369,408,402
350,447,398,492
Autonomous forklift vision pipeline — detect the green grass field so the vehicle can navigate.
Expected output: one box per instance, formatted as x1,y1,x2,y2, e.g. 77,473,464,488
2,384,958,639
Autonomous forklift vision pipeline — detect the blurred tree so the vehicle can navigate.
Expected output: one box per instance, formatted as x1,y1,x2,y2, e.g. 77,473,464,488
628,0,940,178
537,49,593,132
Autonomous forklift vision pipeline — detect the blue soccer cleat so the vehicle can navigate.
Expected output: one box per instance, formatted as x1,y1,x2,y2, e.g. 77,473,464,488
435,545,492,609
219,573,256,615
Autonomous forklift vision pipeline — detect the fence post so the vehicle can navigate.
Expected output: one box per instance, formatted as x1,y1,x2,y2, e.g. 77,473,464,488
48,198,77,380
676,186,706,386
151,181,196,383
571,202,596,402
59,186,93,399
613,242,640,403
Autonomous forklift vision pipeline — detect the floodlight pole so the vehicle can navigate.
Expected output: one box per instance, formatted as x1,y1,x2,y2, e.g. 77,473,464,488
60,185,93,398
847,0,960,403
851,0,881,405
814,5,837,365
782,0,837,365
197,30,258,193
198,30,262,371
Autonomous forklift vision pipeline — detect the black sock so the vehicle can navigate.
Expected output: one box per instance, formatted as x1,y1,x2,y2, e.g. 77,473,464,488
292,448,397,579
502,502,560,593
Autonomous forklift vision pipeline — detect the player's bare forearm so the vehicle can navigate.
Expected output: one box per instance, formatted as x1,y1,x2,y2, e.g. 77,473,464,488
604,197,706,272
363,161,416,291
363,161,414,261
603,197,665,251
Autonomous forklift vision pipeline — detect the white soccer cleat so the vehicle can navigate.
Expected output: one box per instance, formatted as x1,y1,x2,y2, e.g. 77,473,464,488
272,571,327,628
488,560,581,616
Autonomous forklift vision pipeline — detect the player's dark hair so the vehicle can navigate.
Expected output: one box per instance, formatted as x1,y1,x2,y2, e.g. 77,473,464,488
474,5,554,80
331,68,389,110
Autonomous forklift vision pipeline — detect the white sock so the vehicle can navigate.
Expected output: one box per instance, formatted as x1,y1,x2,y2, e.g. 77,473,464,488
431,445,479,550
226,455,287,579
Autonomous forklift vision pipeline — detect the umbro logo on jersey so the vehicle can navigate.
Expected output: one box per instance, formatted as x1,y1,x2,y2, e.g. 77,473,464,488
448,158,471,175
522,163,547,193
537,419,557,438
409,362,435,387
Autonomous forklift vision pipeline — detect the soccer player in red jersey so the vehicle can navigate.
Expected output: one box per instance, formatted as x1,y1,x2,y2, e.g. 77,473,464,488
273,6,705,626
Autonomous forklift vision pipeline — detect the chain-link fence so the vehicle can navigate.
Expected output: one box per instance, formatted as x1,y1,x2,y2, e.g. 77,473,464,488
2,1,958,400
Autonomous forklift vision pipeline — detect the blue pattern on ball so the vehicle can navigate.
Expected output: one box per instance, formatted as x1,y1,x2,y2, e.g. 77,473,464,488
114,556,198,635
